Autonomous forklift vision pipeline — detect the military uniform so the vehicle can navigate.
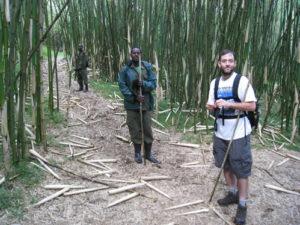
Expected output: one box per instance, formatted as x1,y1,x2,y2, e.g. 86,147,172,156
118,60,158,163
75,51,88,91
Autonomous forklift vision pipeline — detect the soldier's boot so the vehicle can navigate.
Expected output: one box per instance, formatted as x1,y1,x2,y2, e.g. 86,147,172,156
145,142,158,163
133,143,142,164
234,204,247,225
77,83,83,91
84,84,88,92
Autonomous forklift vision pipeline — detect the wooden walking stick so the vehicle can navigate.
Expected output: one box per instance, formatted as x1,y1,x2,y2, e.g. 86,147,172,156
139,55,146,165
209,77,252,202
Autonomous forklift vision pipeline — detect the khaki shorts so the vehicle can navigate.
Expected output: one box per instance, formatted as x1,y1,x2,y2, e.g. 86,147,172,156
213,135,252,178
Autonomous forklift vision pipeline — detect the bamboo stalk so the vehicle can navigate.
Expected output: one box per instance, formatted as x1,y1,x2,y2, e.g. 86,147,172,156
211,207,233,225
44,184,85,189
70,134,89,141
87,159,117,163
264,184,300,196
169,142,200,148
90,169,116,178
30,161,48,172
152,118,165,128
107,192,139,208
0,177,6,185
77,159,107,170
64,186,109,196
276,158,290,166
29,149,48,163
140,176,173,181
69,139,94,148
141,180,172,199
153,128,170,136
175,208,209,216
165,199,204,210
115,135,130,143
267,160,274,170
33,187,70,207
37,158,61,180
108,183,145,195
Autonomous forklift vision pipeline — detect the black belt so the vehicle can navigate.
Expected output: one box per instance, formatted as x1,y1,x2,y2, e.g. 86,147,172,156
218,114,246,119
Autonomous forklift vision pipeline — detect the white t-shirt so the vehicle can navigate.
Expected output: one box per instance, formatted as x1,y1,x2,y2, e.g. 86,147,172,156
207,72,257,140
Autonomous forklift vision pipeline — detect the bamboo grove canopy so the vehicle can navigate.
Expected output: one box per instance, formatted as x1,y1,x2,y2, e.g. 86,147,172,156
0,0,299,169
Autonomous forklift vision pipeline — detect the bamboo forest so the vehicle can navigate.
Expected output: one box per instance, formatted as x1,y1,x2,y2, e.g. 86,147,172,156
0,0,299,224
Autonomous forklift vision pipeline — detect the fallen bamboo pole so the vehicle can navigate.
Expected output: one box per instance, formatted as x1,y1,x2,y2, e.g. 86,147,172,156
37,158,62,180
107,192,139,208
59,142,91,148
77,159,107,170
153,128,170,136
69,140,94,148
44,184,85,189
0,177,5,185
90,169,116,178
100,178,138,184
152,118,165,128
141,180,172,200
264,184,300,196
108,183,145,195
165,199,204,210
276,158,290,166
286,153,300,161
140,176,173,181
211,206,233,225
115,135,130,143
175,208,209,216
87,159,117,163
33,187,70,207
180,165,209,168
30,162,48,172
29,149,48,163
169,142,200,148
64,186,109,196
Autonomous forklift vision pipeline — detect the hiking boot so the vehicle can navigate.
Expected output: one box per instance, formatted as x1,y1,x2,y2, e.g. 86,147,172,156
134,143,142,164
217,192,239,206
145,142,158,163
234,204,247,225
84,84,88,92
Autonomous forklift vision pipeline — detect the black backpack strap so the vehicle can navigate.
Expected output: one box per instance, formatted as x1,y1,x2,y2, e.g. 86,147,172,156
214,76,221,101
232,73,242,102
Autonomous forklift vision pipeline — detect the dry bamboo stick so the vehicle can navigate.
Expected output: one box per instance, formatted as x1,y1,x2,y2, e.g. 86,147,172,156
107,105,116,110
29,149,48,163
276,158,290,166
152,118,165,128
108,183,145,195
77,117,88,124
169,142,200,148
37,158,62,180
70,134,89,141
211,207,233,225
69,144,74,158
264,184,300,196
69,139,94,148
115,135,130,143
100,178,138,184
286,153,300,161
30,162,48,172
175,208,209,216
67,123,82,127
165,199,204,210
180,165,209,168
107,192,139,208
267,160,274,170
90,169,116,178
114,112,126,115
0,177,5,185
87,159,117,163
120,120,126,129
70,100,87,111
33,187,70,207
278,143,285,150
153,128,170,136
59,142,91,148
141,180,172,200
165,111,172,122
180,161,202,166
258,136,265,146
44,184,85,189
48,150,69,156
140,176,173,181
159,109,171,114
77,159,107,170
64,186,109,196
88,119,102,125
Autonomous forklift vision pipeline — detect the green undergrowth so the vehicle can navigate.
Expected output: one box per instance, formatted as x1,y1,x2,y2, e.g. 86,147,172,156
0,160,44,219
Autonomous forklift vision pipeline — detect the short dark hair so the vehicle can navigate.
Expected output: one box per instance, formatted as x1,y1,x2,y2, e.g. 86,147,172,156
219,49,235,60
131,47,142,53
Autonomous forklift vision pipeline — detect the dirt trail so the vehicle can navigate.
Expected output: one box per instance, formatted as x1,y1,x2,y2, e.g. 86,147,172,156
1,58,300,225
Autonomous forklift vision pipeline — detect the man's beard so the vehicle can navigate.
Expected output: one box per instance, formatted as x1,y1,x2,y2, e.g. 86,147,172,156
221,68,234,76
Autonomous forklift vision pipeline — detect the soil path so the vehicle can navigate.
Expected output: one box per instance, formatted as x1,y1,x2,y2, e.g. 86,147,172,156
1,59,300,225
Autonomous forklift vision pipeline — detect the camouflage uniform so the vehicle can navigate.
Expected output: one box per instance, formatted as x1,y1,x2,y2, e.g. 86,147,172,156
75,50,88,91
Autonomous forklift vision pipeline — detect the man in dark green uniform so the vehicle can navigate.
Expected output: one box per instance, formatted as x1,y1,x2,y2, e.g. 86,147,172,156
118,47,158,164
75,43,89,92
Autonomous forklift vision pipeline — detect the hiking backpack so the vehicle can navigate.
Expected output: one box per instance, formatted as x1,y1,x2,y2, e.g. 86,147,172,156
214,73,259,130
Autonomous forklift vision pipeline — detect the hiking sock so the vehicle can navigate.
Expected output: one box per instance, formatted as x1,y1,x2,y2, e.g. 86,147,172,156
239,200,246,207
229,188,238,195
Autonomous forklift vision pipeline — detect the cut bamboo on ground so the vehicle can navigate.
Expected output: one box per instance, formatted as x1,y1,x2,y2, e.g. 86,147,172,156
165,199,204,210
141,180,172,200
44,184,85,189
175,208,209,216
108,183,145,195
33,187,70,207
115,135,130,143
107,192,139,208
64,186,109,196
264,184,300,196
